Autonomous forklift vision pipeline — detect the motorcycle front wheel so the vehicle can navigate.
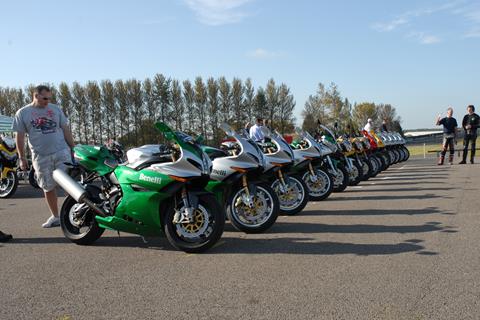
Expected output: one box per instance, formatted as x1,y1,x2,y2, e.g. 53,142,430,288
330,164,349,192
302,168,333,201
0,170,19,198
271,175,309,216
164,193,225,253
226,183,279,233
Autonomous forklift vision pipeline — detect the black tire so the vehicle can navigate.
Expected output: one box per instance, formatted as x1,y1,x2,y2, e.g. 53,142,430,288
28,168,40,189
60,186,105,245
164,193,225,253
0,170,19,198
359,159,372,181
272,174,309,216
369,156,380,178
348,159,363,186
330,163,349,192
403,146,410,161
377,154,387,172
226,183,279,233
303,167,333,201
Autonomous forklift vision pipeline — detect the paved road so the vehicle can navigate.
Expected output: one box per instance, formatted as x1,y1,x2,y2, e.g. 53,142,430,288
1,157,479,320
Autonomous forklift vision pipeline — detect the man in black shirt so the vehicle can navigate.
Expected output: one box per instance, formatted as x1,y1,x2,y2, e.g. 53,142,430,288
436,107,458,165
459,105,479,164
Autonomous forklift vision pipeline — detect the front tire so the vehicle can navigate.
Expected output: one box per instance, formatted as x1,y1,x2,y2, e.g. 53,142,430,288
227,183,279,233
272,174,309,215
164,193,225,253
330,163,349,192
302,168,333,201
0,170,18,198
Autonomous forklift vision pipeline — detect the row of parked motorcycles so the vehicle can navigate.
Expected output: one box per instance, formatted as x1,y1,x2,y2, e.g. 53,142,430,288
0,122,409,253
46,122,409,253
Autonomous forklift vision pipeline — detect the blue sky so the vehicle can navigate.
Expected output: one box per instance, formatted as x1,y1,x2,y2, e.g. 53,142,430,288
1,0,479,129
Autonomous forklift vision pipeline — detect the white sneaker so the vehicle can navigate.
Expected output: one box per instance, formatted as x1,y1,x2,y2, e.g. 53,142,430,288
42,215,60,228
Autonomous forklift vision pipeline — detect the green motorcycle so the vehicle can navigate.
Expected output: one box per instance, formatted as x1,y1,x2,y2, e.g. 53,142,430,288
53,122,225,253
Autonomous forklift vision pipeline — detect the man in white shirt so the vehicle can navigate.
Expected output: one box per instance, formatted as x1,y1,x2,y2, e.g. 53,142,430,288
364,118,373,132
249,118,265,142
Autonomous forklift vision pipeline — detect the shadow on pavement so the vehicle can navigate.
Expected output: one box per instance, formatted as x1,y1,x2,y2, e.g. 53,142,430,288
365,181,444,186
328,193,450,201
6,236,173,250
345,187,454,193
212,237,432,256
302,207,454,216
267,221,454,234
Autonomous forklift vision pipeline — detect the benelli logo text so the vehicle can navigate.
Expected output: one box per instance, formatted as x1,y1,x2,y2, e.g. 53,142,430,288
139,173,162,184
212,169,227,176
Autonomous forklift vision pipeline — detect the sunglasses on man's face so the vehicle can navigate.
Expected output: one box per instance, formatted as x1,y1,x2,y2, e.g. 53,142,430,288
38,95,50,101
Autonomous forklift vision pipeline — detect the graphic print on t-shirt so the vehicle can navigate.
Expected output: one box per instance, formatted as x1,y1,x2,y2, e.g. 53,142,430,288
30,108,57,134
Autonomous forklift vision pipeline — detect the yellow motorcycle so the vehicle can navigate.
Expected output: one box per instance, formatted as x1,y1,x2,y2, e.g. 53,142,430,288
0,135,19,198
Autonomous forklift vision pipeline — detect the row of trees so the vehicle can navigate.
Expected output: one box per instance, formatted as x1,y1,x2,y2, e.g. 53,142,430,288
0,75,296,146
301,82,403,134
0,78,403,147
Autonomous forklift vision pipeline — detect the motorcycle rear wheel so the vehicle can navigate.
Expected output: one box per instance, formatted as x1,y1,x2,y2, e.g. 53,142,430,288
60,188,105,245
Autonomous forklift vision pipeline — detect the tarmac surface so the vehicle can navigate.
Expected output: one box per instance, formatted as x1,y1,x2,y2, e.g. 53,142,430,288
1,157,479,320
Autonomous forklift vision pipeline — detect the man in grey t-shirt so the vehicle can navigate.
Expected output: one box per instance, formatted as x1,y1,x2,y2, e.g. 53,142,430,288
13,85,75,228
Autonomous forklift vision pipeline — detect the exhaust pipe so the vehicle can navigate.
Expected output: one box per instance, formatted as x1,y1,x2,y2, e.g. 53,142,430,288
53,169,107,217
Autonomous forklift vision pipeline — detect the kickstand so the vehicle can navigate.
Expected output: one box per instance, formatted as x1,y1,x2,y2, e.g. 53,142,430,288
140,236,148,244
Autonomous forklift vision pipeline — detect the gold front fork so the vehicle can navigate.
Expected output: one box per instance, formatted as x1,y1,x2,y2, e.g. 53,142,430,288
242,175,250,198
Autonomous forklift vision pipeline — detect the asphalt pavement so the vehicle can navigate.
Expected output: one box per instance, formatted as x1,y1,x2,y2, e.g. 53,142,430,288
1,156,479,320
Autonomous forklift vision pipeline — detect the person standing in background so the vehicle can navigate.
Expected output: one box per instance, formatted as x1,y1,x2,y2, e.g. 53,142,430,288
364,118,373,132
459,105,479,164
436,107,458,165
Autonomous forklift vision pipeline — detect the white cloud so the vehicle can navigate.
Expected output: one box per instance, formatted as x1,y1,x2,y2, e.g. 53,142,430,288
464,28,480,38
408,32,442,44
372,1,480,43
246,48,281,59
184,0,253,26
372,18,408,32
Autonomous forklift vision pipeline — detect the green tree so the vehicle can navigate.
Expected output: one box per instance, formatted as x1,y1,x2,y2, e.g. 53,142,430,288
194,77,208,140
100,79,116,141
85,81,102,143
171,79,184,131
243,78,255,123
57,82,74,131
183,79,195,133
218,77,231,124
265,78,278,127
254,87,267,119
231,77,244,129
276,83,296,134
207,77,220,143
353,102,377,130
71,82,87,142
126,79,144,145
114,80,129,140
153,73,171,125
